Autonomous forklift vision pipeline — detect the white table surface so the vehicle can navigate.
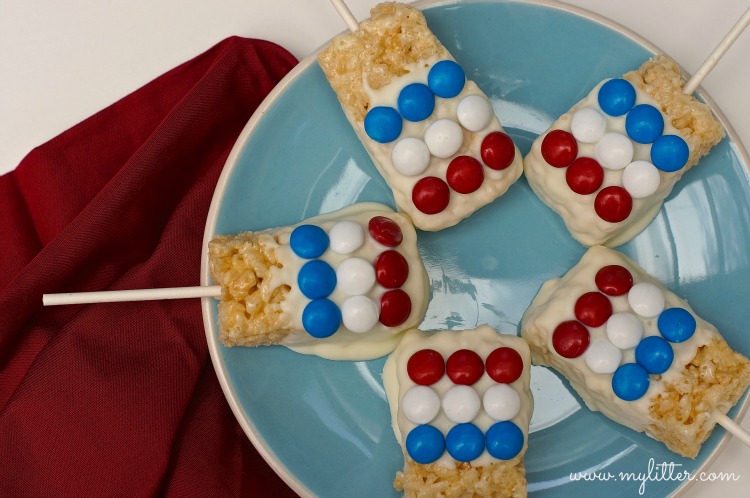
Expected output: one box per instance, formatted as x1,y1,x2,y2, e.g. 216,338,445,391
2,1,747,496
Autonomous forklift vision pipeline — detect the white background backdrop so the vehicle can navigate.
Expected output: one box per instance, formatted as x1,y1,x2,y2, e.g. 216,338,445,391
1,1,748,496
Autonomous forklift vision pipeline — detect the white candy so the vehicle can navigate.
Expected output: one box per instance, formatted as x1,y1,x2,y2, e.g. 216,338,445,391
622,160,661,198
482,384,521,421
391,137,431,176
595,132,634,170
442,385,481,423
628,282,665,318
584,340,623,374
328,221,364,254
606,311,644,349
424,119,464,158
402,385,441,424
570,107,607,143
341,295,379,333
456,95,494,132
336,257,376,295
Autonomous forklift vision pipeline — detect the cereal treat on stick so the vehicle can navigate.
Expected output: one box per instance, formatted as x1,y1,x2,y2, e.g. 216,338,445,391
383,326,533,497
318,2,523,231
208,202,428,360
521,246,750,458
524,55,724,247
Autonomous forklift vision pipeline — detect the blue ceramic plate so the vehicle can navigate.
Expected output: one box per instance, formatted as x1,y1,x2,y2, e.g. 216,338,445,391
201,1,750,496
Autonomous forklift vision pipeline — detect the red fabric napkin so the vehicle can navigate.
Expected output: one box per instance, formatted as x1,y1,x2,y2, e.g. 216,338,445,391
0,37,300,498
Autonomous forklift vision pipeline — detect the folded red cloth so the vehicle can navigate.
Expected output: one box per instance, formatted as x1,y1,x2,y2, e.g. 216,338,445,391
0,37,300,497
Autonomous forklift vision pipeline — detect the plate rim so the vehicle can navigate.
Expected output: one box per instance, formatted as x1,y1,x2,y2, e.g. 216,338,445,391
200,1,750,497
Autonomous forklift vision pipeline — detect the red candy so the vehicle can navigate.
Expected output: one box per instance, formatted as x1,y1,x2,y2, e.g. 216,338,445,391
594,186,632,223
375,250,409,288
566,157,604,195
480,131,516,170
446,349,484,385
595,265,634,296
552,320,590,358
412,176,450,214
368,216,403,247
574,291,613,327
541,129,578,167
486,347,523,384
407,349,445,385
447,156,484,193
379,289,412,327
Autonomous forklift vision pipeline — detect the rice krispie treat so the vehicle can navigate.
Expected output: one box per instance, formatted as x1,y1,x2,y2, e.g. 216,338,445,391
521,246,750,458
318,2,523,231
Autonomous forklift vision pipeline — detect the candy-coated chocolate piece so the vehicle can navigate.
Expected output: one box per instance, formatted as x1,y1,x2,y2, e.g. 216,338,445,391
424,118,464,158
552,320,590,358
336,257,376,295
442,385,481,423
606,311,644,350
622,160,661,198
406,424,445,464
595,132,634,170
368,216,403,247
398,83,435,122
328,220,364,254
635,335,674,374
427,60,465,98
574,291,613,327
566,157,604,195
625,104,664,144
485,421,524,460
302,299,341,338
651,134,689,172
612,362,650,401
483,384,521,421
374,250,409,289
290,224,329,259
445,423,485,462
364,106,402,143
628,282,665,318
392,137,431,176
480,131,516,170
298,260,337,299
457,94,494,132
402,385,441,424
595,265,633,296
446,349,484,385
485,347,523,384
658,307,697,343
584,339,622,374
541,129,577,167
446,156,484,194
594,185,632,223
341,295,380,333
380,289,412,327
407,349,445,385
571,107,607,143
597,78,636,116
412,176,450,214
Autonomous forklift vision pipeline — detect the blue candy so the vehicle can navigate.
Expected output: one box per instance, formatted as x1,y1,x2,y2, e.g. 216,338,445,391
364,106,402,143
625,104,664,143
290,224,329,259
612,363,650,401
298,260,336,299
398,83,435,122
651,134,689,172
405,425,445,464
635,336,674,374
302,299,341,338
658,307,697,343
598,78,636,116
445,423,485,462
427,60,465,98
486,421,524,460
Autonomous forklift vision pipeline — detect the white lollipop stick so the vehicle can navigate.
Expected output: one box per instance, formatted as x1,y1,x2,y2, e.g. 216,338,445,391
713,410,750,448
329,0,359,32
683,6,750,94
42,285,221,306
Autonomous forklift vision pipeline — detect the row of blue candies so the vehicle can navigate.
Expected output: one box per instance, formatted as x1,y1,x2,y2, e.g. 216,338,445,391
289,224,342,338
612,307,698,401
363,60,466,143
405,421,524,465
598,78,690,173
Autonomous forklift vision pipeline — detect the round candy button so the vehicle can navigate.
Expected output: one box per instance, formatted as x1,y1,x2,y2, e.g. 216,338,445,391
407,349,445,385
405,424,445,464
566,157,604,195
368,216,403,247
341,295,379,333
622,160,661,198
412,176,450,214
446,349,484,385
427,60,465,98
446,423,485,462
424,119,464,158
584,339,623,374
298,260,336,299
541,129,577,168
486,421,524,460
651,134,690,172
625,104,664,144
392,137,431,176
328,220,364,254
302,299,341,338
635,336,674,374
402,385,441,424
336,257,376,295
552,320,590,359
379,289,412,327
457,95,494,132
364,106,402,143
595,186,633,223
442,385,481,423
598,78,636,116
570,107,607,143
446,156,484,194
606,312,644,350
375,250,409,288
485,347,523,384
595,132,634,170
657,307,696,343
480,131,516,170
574,291,613,327
628,282,665,318
290,224,329,259
483,384,521,421
595,264,634,296
398,83,435,122
612,363,650,401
